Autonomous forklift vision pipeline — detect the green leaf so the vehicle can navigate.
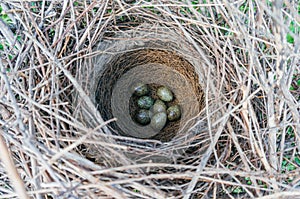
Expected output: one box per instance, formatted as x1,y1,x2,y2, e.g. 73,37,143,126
289,22,296,32
287,21,300,44
245,177,252,185
287,33,294,44
282,160,287,166
286,163,296,171
287,126,294,136
239,3,249,13
1,13,13,24
232,187,244,194
290,85,296,90
266,0,273,7
295,157,300,166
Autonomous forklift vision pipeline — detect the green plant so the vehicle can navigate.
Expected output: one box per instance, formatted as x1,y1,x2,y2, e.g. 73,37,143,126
0,6,13,25
0,5,13,54
232,186,245,194
295,157,300,166
245,177,252,185
286,21,300,44
281,155,300,174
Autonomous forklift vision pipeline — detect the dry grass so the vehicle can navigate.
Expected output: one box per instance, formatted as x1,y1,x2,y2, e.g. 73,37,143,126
0,0,299,198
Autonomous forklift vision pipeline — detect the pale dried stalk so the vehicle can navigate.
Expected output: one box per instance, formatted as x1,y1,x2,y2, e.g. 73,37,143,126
0,130,29,199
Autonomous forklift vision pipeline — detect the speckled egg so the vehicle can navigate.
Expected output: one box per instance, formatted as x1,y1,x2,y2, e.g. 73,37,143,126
135,109,151,125
137,96,154,109
167,105,181,121
131,83,149,96
150,112,167,130
157,86,173,102
152,99,167,113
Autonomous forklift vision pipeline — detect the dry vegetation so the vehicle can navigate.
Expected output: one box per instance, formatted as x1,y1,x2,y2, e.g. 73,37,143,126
0,0,300,198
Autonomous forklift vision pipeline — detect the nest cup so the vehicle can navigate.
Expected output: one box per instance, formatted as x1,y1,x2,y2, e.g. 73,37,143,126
96,50,203,141
76,25,207,161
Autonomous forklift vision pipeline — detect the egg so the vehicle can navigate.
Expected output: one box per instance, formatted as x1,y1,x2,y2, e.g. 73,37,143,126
152,99,167,113
131,83,149,96
137,96,154,109
150,112,167,131
135,109,151,125
167,105,181,121
157,86,173,102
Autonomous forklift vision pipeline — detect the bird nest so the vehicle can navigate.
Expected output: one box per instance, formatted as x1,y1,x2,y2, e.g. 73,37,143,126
74,24,210,162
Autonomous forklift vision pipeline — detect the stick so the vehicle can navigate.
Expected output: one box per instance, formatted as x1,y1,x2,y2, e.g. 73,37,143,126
0,130,30,199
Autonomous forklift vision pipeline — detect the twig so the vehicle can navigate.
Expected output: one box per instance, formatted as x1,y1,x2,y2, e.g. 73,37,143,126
0,129,29,199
